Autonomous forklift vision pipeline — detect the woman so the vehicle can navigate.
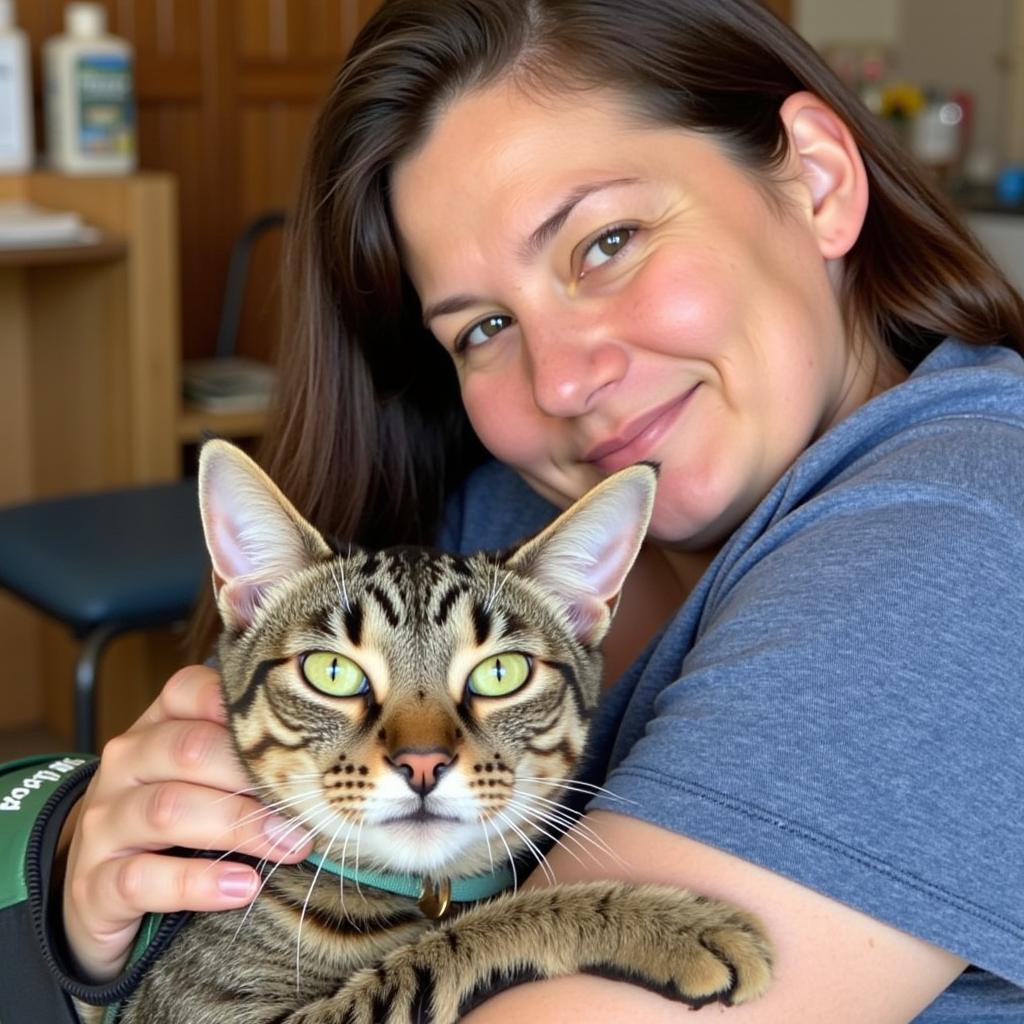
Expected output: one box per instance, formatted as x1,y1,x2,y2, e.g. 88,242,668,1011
34,0,1024,1020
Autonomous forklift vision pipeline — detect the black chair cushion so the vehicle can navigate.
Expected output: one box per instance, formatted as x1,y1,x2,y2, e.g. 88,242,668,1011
0,480,208,635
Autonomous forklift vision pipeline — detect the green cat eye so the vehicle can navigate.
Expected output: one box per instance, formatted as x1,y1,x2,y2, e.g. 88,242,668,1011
467,653,532,698
301,651,369,697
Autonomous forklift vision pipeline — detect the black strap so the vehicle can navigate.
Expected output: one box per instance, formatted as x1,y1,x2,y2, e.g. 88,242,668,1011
23,761,194,1011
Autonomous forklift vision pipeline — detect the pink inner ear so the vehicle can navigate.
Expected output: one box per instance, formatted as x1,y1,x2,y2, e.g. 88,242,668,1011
587,533,638,599
210,512,255,582
566,596,607,647
220,579,263,630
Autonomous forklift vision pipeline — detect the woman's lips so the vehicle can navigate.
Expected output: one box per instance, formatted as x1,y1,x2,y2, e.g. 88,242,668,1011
586,387,698,473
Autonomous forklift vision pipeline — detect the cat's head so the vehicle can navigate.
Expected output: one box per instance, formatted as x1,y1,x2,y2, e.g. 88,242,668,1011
198,440,655,878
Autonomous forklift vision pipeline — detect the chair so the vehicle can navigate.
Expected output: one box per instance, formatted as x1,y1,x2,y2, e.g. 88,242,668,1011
0,481,207,752
0,211,286,752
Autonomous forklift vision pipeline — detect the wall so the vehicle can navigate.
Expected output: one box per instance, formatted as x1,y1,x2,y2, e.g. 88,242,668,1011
793,0,899,48
898,0,1012,172
794,0,1017,170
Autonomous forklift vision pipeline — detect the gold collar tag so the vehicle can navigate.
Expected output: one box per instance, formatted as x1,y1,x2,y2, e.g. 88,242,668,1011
417,876,451,919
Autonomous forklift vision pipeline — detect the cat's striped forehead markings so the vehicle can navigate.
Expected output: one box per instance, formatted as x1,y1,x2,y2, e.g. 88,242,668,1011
313,550,517,661
305,547,480,642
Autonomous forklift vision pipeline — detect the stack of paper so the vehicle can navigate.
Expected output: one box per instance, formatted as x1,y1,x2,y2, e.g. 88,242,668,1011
182,357,276,412
0,200,100,247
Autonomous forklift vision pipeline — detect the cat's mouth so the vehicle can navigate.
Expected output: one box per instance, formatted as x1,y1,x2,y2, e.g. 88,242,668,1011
385,808,462,825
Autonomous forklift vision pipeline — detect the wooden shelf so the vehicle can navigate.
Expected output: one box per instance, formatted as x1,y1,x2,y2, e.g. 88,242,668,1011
178,402,269,443
0,235,127,267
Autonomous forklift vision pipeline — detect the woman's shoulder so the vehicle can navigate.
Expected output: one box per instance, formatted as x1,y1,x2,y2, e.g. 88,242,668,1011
706,339,1024,619
792,339,1024,517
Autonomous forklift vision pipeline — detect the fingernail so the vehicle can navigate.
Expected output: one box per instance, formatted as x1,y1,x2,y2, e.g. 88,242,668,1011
218,868,257,899
262,813,312,850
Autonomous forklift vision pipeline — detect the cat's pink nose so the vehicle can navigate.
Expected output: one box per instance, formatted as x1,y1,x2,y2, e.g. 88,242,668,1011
389,749,455,796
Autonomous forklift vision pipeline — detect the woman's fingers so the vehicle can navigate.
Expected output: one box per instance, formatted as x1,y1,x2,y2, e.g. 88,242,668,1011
101,716,251,796
62,664,316,982
92,717,316,857
95,776,316,860
65,852,263,980
130,664,227,732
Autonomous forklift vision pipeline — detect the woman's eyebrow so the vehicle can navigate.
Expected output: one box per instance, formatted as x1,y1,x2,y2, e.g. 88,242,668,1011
516,176,639,262
422,292,482,325
421,176,639,326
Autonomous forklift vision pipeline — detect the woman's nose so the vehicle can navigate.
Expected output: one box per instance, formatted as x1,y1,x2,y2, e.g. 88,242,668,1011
524,322,629,419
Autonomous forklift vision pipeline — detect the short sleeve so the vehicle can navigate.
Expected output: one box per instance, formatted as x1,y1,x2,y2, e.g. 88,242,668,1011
590,417,1024,986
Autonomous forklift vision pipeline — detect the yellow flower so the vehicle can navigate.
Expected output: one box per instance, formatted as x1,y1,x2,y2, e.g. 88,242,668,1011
881,83,926,120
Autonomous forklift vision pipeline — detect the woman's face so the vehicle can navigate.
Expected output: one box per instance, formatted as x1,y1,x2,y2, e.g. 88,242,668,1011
391,82,882,549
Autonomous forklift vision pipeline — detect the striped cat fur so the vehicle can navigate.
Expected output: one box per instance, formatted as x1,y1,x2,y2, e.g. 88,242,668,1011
116,439,772,1024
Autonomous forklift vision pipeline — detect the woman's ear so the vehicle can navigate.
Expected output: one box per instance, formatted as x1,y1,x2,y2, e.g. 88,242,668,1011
779,91,868,261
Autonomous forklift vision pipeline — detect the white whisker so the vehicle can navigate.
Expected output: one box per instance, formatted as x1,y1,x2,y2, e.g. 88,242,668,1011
337,814,365,928
484,814,519,894
517,794,628,867
493,809,556,886
478,814,496,875
504,800,589,870
204,791,323,868
517,776,633,804
486,565,514,613
213,775,323,803
219,789,320,832
295,815,349,994
229,805,328,944
507,795,626,869
351,819,366,903
330,557,352,615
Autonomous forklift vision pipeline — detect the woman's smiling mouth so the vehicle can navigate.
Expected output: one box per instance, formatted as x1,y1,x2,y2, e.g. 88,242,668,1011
586,386,699,473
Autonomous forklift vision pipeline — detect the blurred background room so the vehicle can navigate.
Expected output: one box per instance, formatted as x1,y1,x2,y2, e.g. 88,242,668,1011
0,0,1021,759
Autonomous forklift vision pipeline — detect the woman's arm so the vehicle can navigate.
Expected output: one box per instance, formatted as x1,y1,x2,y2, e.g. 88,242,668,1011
462,811,964,1023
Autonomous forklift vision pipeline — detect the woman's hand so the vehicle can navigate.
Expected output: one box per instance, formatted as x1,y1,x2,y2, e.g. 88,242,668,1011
62,665,315,982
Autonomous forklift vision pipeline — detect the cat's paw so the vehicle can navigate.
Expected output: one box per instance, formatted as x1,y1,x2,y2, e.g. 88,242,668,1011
597,889,773,1008
284,945,444,1024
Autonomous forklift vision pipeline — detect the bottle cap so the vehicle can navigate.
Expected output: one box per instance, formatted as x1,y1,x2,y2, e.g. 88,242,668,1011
0,0,14,32
66,2,106,37
996,166,1024,207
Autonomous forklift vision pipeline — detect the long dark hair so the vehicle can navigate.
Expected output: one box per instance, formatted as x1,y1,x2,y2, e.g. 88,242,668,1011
193,0,1024,657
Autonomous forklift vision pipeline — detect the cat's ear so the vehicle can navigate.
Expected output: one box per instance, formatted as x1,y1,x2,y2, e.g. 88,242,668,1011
507,464,657,646
198,439,333,631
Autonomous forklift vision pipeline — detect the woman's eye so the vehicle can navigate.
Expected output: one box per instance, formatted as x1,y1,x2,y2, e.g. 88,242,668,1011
467,652,532,698
579,226,635,276
301,651,369,697
458,313,515,352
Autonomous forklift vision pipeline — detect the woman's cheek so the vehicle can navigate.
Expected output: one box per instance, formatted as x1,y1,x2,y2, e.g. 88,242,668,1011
460,372,543,465
625,251,731,360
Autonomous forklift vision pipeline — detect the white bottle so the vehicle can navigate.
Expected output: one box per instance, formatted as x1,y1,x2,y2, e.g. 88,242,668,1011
44,2,136,174
0,0,33,173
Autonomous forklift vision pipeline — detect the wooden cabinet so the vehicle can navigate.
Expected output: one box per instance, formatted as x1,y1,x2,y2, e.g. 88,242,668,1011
0,172,183,740
0,173,181,500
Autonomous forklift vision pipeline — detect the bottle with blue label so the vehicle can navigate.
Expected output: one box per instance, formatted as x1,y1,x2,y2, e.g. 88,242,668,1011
0,0,34,173
44,2,136,174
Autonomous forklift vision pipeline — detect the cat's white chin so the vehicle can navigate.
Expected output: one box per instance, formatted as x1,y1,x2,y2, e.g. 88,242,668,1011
357,817,487,875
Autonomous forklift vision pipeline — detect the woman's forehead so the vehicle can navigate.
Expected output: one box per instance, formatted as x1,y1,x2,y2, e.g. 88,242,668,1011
389,81,718,285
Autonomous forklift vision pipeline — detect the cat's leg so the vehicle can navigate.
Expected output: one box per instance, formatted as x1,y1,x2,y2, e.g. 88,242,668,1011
285,881,773,1024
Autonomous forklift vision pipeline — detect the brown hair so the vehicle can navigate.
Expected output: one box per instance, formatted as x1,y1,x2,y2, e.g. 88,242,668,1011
192,0,1024,655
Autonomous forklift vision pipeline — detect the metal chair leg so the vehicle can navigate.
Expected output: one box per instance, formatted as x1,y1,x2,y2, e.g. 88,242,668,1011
74,623,123,753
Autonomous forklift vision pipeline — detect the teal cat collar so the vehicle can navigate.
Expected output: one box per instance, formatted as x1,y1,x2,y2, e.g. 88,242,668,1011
303,852,516,918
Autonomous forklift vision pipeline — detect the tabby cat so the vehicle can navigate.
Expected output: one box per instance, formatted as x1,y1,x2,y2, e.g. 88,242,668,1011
117,439,772,1024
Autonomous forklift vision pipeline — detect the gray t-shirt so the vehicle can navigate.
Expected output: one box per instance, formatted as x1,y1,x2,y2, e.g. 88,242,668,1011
440,338,1024,1021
